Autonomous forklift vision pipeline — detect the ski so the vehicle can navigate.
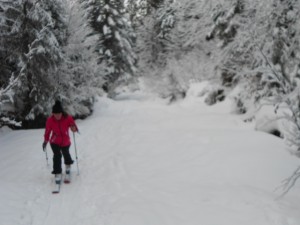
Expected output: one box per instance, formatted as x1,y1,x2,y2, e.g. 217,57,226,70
52,174,62,194
64,173,71,184
52,182,61,194
64,168,71,184
51,168,71,193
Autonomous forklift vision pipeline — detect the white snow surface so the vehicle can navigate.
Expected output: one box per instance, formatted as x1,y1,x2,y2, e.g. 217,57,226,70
1,87,300,225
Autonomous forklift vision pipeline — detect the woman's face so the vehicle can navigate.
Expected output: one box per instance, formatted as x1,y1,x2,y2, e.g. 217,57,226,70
53,113,62,120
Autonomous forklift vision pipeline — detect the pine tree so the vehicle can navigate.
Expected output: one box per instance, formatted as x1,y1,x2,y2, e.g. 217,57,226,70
54,0,105,117
0,1,21,92
136,0,198,99
126,0,147,26
0,0,67,127
126,0,158,25
84,0,137,93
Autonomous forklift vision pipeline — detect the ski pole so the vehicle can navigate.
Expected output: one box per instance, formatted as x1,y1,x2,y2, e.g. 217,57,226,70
73,132,80,175
44,148,49,166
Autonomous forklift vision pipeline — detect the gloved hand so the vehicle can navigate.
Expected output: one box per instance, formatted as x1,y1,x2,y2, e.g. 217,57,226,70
70,125,78,133
42,142,47,151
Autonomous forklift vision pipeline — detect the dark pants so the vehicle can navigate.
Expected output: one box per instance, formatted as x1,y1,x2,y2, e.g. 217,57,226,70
50,144,74,174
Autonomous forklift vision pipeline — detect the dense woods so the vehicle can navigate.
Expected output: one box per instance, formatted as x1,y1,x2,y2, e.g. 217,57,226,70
0,0,300,152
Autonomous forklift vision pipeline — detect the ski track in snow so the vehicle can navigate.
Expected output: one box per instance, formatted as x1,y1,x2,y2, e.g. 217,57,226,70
1,95,300,225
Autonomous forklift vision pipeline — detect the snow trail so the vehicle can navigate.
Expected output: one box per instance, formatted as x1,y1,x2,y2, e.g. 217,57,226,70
1,94,300,225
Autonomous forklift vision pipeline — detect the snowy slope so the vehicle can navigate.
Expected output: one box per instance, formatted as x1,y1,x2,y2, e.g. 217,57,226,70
1,88,300,225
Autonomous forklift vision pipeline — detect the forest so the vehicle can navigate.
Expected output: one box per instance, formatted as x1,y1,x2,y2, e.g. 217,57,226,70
0,0,300,152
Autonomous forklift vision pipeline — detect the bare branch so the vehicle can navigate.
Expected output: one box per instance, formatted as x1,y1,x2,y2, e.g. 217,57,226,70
276,166,300,198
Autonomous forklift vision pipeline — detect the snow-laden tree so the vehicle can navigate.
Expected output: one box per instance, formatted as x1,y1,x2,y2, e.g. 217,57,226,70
126,0,148,26
0,0,66,127
126,0,164,26
53,0,105,118
202,0,300,113
0,0,26,127
269,0,300,153
135,1,177,99
205,0,300,159
136,0,224,100
83,0,137,94
0,0,106,128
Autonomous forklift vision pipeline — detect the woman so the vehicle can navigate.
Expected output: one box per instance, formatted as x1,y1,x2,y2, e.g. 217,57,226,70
43,100,78,179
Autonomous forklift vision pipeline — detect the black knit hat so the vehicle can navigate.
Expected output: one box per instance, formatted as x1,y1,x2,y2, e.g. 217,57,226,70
52,100,63,113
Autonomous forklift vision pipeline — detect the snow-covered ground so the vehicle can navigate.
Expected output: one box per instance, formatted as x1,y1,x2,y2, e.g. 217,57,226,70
1,86,300,225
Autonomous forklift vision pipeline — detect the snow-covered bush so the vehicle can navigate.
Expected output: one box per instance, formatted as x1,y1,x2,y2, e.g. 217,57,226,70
0,117,21,128
254,103,285,138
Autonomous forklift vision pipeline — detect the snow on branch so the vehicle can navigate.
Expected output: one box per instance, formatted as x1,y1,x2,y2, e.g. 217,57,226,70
0,116,21,128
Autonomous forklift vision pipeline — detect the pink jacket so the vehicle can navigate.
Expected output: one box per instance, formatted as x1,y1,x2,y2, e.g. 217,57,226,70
44,115,77,147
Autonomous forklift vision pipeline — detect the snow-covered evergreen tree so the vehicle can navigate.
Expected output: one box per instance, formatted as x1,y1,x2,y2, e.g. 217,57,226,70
84,0,137,93
126,0,148,26
136,0,221,99
0,0,106,128
126,0,164,25
0,0,67,127
53,0,105,117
